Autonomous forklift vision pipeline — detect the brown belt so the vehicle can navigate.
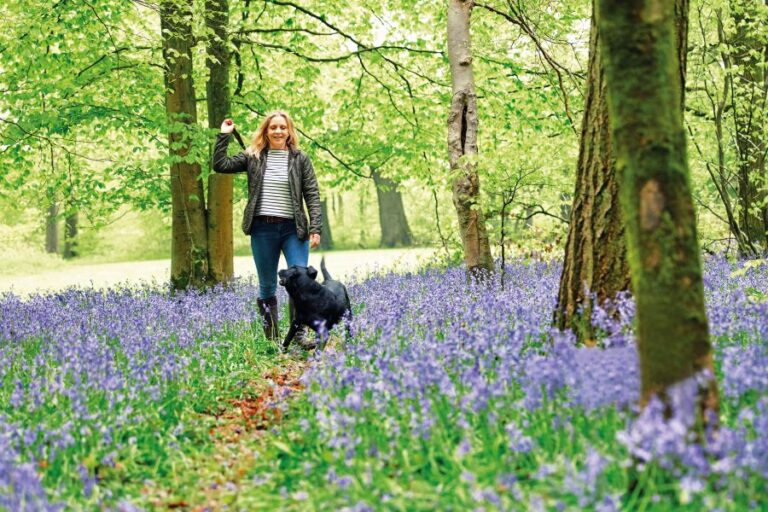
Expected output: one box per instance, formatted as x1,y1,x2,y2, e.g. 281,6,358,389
254,215,293,224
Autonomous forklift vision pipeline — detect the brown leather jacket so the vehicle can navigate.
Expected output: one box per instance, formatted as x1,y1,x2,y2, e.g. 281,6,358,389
212,133,322,239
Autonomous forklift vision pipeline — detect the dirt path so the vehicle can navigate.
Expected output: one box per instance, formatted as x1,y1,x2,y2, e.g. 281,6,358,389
0,248,437,296
142,358,309,511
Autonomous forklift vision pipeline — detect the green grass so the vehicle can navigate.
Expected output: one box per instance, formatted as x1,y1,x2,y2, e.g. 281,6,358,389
125,332,767,512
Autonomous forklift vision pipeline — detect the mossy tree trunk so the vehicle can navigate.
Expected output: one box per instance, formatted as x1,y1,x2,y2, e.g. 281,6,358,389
598,0,719,417
373,170,412,248
161,0,210,290
447,0,494,277
556,0,689,340
205,0,235,284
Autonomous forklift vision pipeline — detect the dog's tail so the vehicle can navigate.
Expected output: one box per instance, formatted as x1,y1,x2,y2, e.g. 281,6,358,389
320,256,332,282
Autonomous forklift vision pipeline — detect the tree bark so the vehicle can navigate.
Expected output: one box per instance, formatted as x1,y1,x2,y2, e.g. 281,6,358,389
205,0,235,284
598,0,719,418
730,0,768,252
319,198,334,250
372,170,413,248
161,0,210,290
555,4,629,338
555,0,690,339
447,0,494,276
63,212,78,259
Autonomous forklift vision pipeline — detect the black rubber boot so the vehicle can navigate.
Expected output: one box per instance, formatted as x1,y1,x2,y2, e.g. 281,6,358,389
256,296,279,342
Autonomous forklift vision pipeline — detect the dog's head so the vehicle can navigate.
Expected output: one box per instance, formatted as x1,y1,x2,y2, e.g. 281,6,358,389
278,265,318,293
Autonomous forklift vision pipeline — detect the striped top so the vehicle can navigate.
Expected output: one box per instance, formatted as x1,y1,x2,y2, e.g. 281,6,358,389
256,150,294,218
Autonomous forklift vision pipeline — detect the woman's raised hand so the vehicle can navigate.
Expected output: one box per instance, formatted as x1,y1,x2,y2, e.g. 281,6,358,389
220,118,235,134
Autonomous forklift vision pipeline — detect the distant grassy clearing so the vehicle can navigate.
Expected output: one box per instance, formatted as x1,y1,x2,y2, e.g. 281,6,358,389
0,248,438,296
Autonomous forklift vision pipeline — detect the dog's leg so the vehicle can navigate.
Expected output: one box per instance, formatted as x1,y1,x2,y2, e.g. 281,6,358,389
288,297,308,346
282,322,299,351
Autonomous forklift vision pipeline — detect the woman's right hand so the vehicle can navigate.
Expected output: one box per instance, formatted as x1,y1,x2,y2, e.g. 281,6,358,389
220,119,235,134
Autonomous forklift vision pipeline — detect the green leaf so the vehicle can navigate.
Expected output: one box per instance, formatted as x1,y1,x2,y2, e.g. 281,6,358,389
272,440,295,456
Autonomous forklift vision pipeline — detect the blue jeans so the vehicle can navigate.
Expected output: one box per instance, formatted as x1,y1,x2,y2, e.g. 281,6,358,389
250,219,309,299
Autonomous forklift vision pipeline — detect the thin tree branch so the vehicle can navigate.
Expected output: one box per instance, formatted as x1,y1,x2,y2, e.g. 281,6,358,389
517,203,569,224
261,0,448,87
236,26,336,36
476,1,579,133
237,101,372,178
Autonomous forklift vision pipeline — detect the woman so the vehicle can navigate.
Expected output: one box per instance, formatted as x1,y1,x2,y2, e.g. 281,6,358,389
213,111,322,345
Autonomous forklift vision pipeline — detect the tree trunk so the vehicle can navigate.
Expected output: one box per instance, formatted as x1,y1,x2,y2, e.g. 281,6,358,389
45,201,58,254
205,0,235,284
335,194,343,224
319,198,334,250
556,0,690,339
161,0,210,290
372,170,412,247
447,0,494,276
599,0,718,419
674,0,689,108
730,0,768,252
45,145,59,254
63,211,78,259
555,4,629,338
559,192,572,221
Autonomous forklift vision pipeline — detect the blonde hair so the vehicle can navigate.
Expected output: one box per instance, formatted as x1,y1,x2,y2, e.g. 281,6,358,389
247,111,300,157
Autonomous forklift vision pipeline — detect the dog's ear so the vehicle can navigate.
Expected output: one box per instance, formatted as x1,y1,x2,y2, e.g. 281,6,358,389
307,266,318,280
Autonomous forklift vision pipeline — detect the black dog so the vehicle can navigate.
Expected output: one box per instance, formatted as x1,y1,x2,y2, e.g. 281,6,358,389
278,257,352,351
